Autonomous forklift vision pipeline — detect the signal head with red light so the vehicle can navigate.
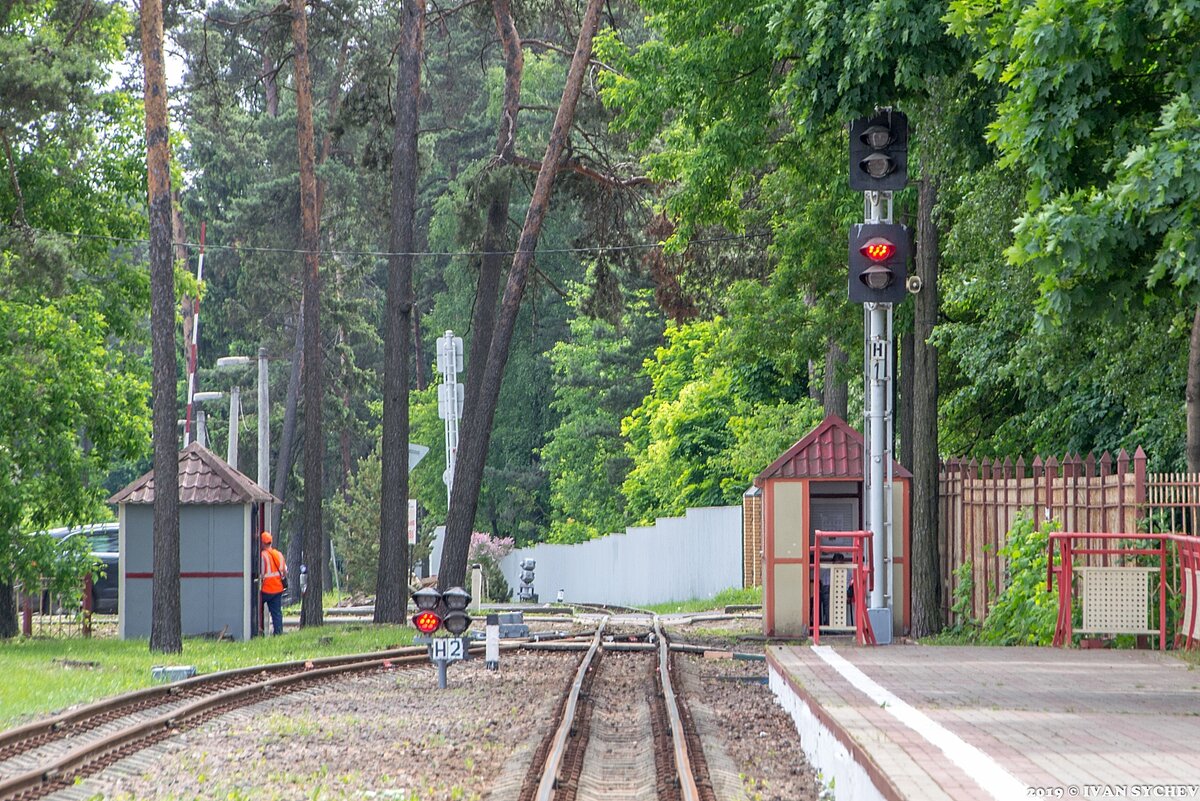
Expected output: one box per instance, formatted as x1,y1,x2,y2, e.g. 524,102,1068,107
848,223,910,304
860,237,896,262
409,585,473,636
412,609,442,634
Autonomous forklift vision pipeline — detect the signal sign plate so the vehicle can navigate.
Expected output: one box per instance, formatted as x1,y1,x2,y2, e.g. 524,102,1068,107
430,638,465,662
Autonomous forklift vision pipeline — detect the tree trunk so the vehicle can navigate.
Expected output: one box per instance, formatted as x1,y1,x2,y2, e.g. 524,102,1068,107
275,35,344,599
458,0,523,465
274,311,303,603
910,173,941,637
142,0,181,654
0,582,16,639
413,305,426,391
288,515,304,605
262,52,279,118
440,0,605,589
804,293,822,402
375,0,424,623
291,0,324,628
899,328,914,471
822,339,848,419
1188,305,1200,473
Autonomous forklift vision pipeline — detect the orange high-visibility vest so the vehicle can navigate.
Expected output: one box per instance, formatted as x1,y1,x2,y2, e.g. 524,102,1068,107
261,547,287,594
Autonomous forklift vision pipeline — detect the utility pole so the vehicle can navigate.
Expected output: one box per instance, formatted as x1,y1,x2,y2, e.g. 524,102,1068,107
227,385,240,468
258,347,270,525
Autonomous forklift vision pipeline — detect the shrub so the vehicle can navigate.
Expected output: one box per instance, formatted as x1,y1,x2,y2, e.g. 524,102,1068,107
981,515,1061,646
945,560,978,637
468,532,513,603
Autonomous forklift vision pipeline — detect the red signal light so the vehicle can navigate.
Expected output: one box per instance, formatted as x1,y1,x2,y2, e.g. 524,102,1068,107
412,610,441,634
860,237,896,262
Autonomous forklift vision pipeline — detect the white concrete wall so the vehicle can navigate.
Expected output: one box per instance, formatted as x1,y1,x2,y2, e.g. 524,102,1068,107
496,506,742,607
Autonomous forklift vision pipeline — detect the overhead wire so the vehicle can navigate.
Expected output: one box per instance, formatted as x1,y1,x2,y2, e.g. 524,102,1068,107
18,225,773,259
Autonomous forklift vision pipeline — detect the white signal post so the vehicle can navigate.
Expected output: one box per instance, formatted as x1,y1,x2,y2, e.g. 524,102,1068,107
848,109,908,645
436,331,465,507
863,189,894,619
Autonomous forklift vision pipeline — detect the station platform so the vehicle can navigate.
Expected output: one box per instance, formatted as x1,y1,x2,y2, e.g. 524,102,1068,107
767,644,1200,801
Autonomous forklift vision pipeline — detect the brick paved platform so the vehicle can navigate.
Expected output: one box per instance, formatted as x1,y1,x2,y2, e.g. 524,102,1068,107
768,644,1200,801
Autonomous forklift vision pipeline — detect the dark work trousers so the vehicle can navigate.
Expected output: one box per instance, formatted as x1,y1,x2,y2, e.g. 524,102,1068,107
263,591,284,635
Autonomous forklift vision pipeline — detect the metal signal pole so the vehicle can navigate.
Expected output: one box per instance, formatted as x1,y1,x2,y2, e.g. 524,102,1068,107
863,191,894,615
848,110,910,644
437,331,464,508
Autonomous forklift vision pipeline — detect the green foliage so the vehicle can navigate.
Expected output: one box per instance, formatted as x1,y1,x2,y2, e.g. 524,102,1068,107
0,295,148,539
328,451,383,595
542,284,662,543
1,1,151,636
11,532,100,611
947,2,1200,439
467,532,513,603
981,516,1061,646
936,163,1188,465
947,560,978,635
723,401,826,495
620,317,824,524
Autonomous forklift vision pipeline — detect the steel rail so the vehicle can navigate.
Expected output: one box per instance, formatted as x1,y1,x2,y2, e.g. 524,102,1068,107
0,644,499,801
655,617,701,801
533,620,606,801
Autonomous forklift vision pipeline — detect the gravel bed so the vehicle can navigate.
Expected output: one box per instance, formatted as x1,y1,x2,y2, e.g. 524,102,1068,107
679,653,822,801
663,618,767,652
49,616,822,801
73,652,578,801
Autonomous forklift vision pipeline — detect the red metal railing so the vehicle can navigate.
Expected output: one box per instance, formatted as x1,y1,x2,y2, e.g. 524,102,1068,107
811,530,876,646
1047,532,1200,650
1175,534,1200,649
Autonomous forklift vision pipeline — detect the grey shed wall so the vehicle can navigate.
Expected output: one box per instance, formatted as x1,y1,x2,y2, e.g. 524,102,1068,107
497,506,742,607
120,503,251,640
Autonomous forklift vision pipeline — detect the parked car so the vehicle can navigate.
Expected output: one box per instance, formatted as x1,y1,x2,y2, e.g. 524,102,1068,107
47,523,119,615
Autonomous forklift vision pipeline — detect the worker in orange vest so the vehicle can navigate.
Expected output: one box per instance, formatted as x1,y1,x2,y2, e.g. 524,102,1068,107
260,532,288,635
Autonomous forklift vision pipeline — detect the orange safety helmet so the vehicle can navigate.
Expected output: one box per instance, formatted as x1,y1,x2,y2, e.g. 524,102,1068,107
261,532,273,545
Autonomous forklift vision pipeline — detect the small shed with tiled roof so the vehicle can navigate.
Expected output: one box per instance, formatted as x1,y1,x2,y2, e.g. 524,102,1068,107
752,414,911,638
109,442,278,641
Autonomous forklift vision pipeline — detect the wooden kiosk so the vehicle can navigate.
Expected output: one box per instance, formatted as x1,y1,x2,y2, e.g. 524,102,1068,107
755,415,911,638
109,443,277,641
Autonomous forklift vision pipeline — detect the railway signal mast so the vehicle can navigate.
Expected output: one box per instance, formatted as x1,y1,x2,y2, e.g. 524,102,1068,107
848,110,911,645
436,331,465,506
410,585,473,688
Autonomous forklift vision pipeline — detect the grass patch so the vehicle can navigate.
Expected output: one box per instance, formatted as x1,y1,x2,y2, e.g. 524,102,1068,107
643,586,762,616
283,590,352,616
0,623,413,729
919,630,983,646
1174,647,1200,669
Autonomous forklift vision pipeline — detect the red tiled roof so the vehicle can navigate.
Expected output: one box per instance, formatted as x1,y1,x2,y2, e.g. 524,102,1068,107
108,442,278,505
754,414,912,484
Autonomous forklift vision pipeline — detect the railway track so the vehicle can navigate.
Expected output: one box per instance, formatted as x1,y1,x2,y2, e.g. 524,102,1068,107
0,616,735,801
0,645,460,801
517,618,716,801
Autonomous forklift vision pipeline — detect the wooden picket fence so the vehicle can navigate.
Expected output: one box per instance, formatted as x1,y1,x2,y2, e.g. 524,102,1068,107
938,449,1161,623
